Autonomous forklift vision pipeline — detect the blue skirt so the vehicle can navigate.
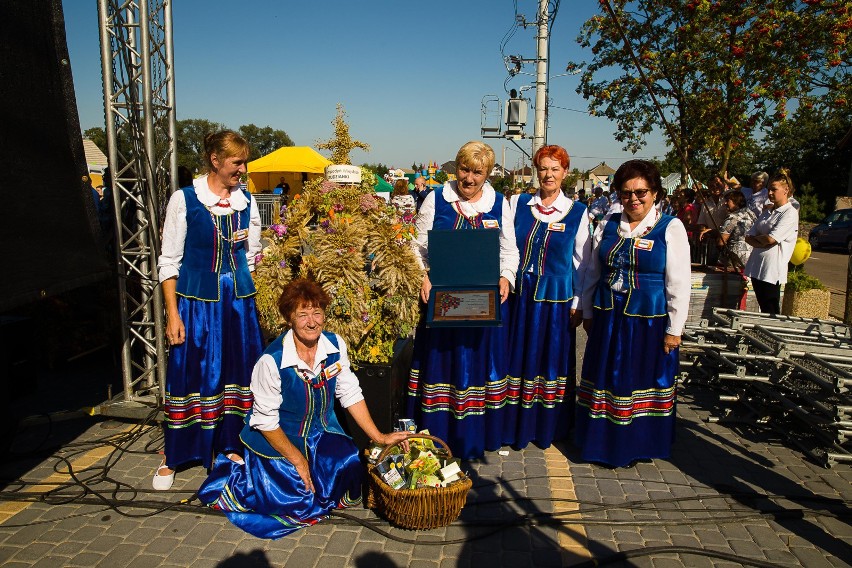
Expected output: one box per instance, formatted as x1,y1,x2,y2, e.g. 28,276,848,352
575,291,678,467
505,273,576,450
164,272,263,470
405,302,511,459
198,429,363,539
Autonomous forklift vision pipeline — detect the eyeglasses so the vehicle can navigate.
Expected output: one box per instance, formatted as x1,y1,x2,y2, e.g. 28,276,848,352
618,189,651,200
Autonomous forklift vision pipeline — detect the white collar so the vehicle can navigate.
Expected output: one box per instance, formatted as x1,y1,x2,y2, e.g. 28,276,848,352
194,175,249,211
279,330,340,371
619,206,659,238
442,180,496,212
529,190,570,212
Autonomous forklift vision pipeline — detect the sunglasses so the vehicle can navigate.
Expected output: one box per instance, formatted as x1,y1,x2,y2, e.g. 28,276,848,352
618,189,651,199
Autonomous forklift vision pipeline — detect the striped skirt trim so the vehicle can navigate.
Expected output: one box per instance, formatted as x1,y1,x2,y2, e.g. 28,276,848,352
576,379,675,425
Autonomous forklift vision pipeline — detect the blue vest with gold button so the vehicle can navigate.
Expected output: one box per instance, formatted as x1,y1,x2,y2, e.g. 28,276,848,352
514,193,588,302
593,213,674,317
240,331,348,459
175,186,256,301
433,185,504,230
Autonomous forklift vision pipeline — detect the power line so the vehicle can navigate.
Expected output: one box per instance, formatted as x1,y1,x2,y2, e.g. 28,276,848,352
549,104,590,114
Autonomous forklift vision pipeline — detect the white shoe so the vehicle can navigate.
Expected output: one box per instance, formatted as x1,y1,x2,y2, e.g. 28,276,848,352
152,460,175,490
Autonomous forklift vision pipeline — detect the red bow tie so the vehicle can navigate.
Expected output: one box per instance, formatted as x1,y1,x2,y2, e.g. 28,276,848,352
535,204,558,215
216,199,230,208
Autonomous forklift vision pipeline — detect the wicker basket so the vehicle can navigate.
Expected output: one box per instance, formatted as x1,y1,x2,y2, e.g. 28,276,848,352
366,434,472,530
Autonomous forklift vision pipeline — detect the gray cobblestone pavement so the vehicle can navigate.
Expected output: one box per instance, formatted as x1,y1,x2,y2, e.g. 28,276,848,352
2,387,850,567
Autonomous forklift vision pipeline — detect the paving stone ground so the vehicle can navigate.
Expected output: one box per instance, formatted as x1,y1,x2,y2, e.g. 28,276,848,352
2,332,851,567
2,386,849,568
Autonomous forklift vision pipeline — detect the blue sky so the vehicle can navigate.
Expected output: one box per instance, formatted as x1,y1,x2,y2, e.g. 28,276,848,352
61,0,667,172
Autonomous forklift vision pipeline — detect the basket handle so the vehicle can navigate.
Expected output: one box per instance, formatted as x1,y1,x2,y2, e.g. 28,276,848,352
375,433,452,463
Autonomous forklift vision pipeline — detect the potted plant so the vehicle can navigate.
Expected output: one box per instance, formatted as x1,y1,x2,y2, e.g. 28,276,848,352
781,266,831,319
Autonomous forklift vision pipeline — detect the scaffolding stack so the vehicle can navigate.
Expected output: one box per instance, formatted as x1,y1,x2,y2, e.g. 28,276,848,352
681,308,852,468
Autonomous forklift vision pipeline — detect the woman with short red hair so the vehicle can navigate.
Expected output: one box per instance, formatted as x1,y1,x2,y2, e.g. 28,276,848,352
505,144,591,449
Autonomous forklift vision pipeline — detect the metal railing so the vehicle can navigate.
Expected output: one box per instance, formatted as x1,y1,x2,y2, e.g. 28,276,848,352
253,194,283,228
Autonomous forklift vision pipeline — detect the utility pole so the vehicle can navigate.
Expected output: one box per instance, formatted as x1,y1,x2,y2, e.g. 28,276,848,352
532,0,549,161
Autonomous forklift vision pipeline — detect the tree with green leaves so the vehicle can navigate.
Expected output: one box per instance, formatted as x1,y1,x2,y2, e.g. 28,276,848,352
564,167,585,192
238,124,294,161
175,119,293,173
569,0,851,177
755,104,851,214
176,118,226,173
361,163,389,177
84,127,107,152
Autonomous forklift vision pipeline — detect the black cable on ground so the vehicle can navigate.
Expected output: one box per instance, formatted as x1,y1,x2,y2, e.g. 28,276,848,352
1,410,847,568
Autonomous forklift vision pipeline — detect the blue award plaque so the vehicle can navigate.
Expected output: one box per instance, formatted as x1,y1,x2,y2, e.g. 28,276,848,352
425,230,501,327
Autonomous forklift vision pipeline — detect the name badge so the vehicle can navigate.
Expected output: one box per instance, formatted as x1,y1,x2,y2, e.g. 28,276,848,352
482,219,500,229
232,229,249,242
548,223,566,232
323,361,343,380
634,238,654,251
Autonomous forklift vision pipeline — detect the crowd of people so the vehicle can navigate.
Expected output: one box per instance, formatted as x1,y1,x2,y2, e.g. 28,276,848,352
570,169,800,315
155,132,799,538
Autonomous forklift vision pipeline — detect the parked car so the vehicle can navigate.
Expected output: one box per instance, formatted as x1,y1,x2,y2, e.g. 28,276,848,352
808,208,852,253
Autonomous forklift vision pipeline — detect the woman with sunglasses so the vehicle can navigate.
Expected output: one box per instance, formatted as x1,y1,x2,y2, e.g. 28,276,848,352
576,160,691,468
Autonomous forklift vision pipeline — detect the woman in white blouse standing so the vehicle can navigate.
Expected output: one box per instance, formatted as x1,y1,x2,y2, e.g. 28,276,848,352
506,145,591,450
406,141,520,460
744,168,799,315
576,160,691,468
154,131,263,490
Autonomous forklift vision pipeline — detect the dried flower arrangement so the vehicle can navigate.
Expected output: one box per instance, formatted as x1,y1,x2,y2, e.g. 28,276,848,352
252,106,423,363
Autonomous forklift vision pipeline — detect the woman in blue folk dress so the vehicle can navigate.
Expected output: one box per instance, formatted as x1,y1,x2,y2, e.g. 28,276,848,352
199,279,409,539
507,145,590,449
406,141,520,460
576,160,691,468
154,131,263,490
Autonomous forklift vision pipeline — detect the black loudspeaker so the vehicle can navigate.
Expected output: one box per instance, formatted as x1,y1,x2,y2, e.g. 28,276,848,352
337,338,414,450
0,316,37,453
1,1,110,311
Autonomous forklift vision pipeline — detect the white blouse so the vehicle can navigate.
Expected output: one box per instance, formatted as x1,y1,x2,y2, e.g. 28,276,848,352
744,202,799,285
412,181,520,285
158,176,262,282
249,331,364,432
508,191,592,310
581,208,692,336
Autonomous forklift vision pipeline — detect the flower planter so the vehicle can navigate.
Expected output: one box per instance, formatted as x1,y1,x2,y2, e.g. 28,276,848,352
781,288,831,319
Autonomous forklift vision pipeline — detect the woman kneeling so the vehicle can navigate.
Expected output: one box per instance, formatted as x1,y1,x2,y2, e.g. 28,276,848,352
199,278,408,539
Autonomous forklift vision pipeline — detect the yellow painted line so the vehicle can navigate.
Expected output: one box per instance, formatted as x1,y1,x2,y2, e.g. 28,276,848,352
544,445,590,563
0,425,134,525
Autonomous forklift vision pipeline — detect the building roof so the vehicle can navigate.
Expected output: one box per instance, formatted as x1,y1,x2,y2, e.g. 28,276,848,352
588,162,615,176
83,139,108,168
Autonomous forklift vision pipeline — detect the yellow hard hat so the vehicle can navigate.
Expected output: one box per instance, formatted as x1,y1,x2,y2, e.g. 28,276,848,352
790,237,811,266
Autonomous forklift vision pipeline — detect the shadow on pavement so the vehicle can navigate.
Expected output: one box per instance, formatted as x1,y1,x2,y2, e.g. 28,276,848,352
669,395,852,562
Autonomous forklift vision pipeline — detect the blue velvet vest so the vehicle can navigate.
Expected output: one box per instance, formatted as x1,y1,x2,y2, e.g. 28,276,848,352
175,186,256,301
514,194,588,302
433,185,504,230
240,332,348,459
593,213,674,317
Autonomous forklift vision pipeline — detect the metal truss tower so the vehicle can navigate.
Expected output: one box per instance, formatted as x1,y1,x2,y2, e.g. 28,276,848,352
97,0,176,417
